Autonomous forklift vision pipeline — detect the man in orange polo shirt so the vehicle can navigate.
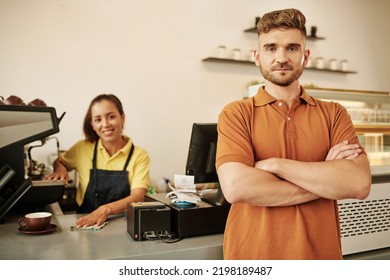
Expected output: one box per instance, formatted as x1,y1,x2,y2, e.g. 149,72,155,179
216,8,371,259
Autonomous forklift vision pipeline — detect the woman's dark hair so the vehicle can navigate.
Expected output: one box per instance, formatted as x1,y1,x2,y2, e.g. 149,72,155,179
83,94,125,142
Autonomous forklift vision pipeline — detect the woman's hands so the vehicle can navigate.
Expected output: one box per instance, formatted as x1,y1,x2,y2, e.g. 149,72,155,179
75,205,112,228
44,159,69,184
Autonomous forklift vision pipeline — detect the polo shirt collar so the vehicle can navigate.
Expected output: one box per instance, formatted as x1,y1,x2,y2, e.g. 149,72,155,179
97,136,133,157
300,88,316,106
253,85,316,107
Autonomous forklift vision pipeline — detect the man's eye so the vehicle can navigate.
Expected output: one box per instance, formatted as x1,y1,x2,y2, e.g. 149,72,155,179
266,47,276,52
288,46,298,52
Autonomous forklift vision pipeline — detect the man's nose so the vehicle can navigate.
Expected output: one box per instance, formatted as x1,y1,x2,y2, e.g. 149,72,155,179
275,49,288,64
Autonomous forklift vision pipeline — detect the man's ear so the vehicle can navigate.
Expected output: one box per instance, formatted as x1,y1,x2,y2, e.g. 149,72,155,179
254,49,260,67
302,48,310,67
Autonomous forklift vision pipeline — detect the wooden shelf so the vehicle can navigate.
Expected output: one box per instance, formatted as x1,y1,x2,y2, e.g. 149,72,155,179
306,87,390,104
354,123,390,135
202,57,358,74
305,67,357,74
243,27,325,40
202,57,255,66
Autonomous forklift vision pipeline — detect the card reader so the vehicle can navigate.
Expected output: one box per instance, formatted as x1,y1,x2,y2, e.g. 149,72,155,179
127,201,171,241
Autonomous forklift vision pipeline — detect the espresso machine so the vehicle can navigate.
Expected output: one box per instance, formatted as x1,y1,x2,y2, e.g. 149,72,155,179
0,101,66,222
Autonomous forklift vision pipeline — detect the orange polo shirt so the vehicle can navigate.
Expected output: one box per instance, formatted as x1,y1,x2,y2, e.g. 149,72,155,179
216,86,364,260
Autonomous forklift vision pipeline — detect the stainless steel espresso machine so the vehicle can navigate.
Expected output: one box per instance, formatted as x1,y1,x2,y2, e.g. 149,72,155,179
0,102,65,222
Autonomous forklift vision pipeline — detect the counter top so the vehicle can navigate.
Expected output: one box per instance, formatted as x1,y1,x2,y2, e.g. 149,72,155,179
0,213,389,260
0,213,223,260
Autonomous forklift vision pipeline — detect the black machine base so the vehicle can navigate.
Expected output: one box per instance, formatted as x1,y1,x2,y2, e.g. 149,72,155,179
145,193,230,238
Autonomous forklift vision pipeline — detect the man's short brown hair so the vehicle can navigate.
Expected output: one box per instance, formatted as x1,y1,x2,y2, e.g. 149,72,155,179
257,8,307,37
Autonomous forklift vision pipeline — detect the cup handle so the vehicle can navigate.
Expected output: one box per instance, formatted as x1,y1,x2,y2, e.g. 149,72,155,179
18,218,27,228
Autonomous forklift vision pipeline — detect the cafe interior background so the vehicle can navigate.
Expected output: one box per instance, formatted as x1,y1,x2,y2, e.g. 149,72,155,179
1,0,389,188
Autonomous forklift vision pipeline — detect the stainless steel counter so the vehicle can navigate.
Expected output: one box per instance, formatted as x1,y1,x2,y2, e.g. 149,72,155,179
0,213,223,260
0,212,389,260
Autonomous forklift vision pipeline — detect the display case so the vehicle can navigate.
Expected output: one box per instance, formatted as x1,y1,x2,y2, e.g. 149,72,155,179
305,87,390,173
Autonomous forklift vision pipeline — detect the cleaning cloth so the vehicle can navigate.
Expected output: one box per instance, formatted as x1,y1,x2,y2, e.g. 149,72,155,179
70,222,108,231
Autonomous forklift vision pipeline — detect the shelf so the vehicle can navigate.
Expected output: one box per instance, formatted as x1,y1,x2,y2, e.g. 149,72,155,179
202,57,358,74
243,27,258,33
243,27,325,40
202,57,255,66
306,87,390,103
305,67,357,74
354,124,390,135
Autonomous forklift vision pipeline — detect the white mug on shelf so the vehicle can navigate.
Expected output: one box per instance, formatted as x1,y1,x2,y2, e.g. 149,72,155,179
315,57,325,69
217,45,226,58
339,59,349,71
329,58,337,71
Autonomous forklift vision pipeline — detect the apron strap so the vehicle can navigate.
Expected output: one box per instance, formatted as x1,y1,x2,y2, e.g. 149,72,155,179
123,143,134,171
92,141,99,169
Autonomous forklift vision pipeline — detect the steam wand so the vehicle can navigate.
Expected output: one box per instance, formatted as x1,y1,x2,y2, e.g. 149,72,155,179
27,137,60,179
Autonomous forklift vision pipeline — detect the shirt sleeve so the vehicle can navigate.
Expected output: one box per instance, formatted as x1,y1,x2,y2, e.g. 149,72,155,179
216,101,255,169
59,141,83,171
129,147,151,191
330,103,367,155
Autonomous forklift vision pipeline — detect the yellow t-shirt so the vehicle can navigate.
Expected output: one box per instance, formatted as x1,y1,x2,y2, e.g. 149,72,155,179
59,137,150,206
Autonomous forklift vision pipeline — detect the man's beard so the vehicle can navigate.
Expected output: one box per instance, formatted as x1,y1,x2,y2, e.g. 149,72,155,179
259,63,304,87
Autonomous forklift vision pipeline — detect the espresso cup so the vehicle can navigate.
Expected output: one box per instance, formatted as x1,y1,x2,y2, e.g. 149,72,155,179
18,212,52,231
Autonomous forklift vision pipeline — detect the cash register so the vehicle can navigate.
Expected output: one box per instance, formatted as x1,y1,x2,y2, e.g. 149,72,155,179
0,101,65,222
140,123,231,239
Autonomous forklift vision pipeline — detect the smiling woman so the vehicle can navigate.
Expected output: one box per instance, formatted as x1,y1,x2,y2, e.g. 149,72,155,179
90,100,126,151
83,95,127,155
44,94,151,228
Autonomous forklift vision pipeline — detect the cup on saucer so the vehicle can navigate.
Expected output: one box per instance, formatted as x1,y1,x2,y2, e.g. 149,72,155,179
18,212,52,231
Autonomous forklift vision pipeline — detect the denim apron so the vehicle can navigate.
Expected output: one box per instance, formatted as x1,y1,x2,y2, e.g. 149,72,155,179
78,141,134,213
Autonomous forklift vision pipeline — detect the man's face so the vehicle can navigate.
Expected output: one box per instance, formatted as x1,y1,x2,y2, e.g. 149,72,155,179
255,28,310,87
